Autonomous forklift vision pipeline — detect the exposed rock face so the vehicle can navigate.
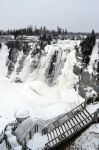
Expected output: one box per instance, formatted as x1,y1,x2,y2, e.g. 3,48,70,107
74,40,99,98
79,71,94,97
75,67,99,98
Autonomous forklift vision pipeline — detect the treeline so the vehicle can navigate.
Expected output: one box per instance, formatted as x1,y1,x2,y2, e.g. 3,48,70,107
5,26,67,56
0,26,67,39
80,30,96,66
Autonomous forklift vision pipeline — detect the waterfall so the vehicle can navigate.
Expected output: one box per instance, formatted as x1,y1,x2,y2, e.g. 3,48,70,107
0,40,78,87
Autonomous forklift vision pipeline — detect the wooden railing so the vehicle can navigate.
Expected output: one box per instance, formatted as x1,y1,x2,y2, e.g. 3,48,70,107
21,124,44,147
0,102,98,150
42,102,86,134
0,132,4,144
44,111,99,150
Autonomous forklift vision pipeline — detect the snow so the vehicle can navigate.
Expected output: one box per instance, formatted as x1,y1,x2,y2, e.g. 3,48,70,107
15,118,34,142
0,80,84,125
10,51,24,80
5,125,22,150
85,87,97,97
73,124,99,150
88,39,99,74
0,43,9,79
0,141,6,150
0,39,99,150
27,133,48,150
15,108,30,119
37,40,78,84
0,40,84,131
57,49,78,88
0,40,84,135
86,103,99,114
72,103,99,150
18,51,33,81
0,117,10,133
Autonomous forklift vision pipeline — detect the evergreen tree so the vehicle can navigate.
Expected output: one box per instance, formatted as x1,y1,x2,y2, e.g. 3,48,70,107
0,43,2,49
81,30,96,66
97,62,99,73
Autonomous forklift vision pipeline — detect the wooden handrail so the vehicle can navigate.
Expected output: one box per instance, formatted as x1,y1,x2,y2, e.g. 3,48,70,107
42,102,85,133
21,124,44,143
46,112,95,146
48,112,94,136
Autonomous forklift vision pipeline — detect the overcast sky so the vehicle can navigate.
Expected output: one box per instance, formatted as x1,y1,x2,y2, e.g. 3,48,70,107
0,0,99,32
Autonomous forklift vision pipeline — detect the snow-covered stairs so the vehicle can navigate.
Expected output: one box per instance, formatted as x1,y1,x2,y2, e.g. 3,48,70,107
4,124,22,150
0,103,98,150
43,103,98,150
0,122,22,150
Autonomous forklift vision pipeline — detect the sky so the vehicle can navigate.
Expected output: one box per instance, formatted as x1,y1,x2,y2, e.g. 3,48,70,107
0,0,99,32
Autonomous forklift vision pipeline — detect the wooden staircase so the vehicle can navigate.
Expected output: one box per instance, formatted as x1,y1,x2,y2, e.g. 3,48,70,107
42,103,99,150
0,102,98,150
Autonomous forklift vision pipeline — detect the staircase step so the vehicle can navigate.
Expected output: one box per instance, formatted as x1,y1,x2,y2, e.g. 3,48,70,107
53,130,59,143
77,113,86,125
47,133,54,147
58,126,64,134
73,115,82,128
80,111,89,124
43,104,95,150
55,128,60,136
64,122,70,134
69,118,76,127
62,124,69,136
70,111,83,128
47,133,52,142
54,129,59,138
71,115,78,125
61,124,66,132
83,109,92,121
64,121,72,134
50,132,57,145
69,119,77,132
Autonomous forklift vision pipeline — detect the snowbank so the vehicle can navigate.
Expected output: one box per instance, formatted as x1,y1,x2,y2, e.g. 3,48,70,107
73,124,99,150
28,133,48,150
15,108,30,119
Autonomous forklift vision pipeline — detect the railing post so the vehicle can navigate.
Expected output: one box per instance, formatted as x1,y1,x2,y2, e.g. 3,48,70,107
42,128,48,135
23,139,27,150
29,130,32,139
35,124,38,133
37,124,38,132
94,109,99,123
84,99,87,108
